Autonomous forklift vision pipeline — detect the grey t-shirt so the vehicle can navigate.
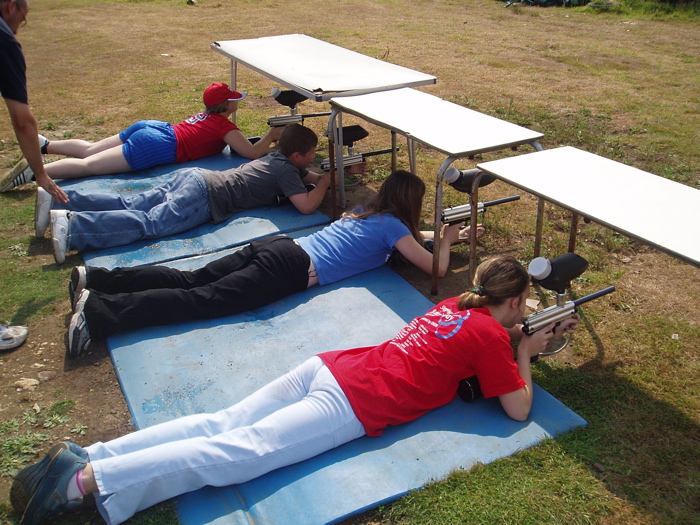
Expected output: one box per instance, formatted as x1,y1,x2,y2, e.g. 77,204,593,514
202,151,309,224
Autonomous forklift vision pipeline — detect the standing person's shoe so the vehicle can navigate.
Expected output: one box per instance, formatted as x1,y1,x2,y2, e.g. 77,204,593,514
0,158,34,192
50,210,70,264
0,325,28,350
10,442,88,517
13,443,88,525
68,266,88,310
34,188,53,237
68,290,91,357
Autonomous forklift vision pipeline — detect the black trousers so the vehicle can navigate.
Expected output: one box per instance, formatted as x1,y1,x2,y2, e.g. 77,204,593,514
83,236,310,338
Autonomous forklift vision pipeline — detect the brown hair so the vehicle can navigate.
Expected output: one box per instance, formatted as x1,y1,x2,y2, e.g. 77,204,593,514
345,170,425,243
205,101,230,114
277,124,318,157
457,256,529,310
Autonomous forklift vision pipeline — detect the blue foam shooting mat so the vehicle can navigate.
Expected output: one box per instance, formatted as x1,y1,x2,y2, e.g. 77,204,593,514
106,265,586,525
55,149,330,269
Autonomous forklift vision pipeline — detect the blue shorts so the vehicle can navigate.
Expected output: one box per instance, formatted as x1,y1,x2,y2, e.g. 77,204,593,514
119,120,178,171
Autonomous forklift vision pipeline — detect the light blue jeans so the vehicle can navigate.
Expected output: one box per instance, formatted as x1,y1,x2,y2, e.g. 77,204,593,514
60,168,210,251
85,357,365,525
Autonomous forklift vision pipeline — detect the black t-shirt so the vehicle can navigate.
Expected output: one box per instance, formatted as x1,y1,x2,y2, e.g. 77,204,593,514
0,17,28,104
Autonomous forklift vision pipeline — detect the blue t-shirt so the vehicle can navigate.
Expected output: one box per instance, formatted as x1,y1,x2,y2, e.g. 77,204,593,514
0,17,27,104
297,213,411,285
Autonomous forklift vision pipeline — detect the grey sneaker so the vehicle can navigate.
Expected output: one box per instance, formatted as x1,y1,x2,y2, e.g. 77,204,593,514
10,442,87,517
34,188,53,237
68,290,91,357
0,157,34,192
50,210,70,265
68,266,88,310
15,442,88,525
0,324,28,350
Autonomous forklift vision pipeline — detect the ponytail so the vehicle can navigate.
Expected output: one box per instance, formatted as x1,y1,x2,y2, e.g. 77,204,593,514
458,256,529,310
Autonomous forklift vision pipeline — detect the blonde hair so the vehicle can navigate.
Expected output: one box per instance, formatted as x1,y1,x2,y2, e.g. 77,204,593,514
457,256,529,310
345,170,425,244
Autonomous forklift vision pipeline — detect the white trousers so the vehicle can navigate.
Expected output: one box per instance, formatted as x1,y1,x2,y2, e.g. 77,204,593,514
85,357,365,525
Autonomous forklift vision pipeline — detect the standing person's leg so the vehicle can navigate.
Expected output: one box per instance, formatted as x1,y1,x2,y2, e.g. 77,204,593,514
86,357,364,525
80,237,310,338
64,170,210,252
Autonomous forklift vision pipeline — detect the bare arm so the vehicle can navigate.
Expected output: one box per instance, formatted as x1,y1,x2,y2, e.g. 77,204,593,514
393,223,461,277
498,316,580,421
223,126,283,160
4,98,68,203
288,171,331,215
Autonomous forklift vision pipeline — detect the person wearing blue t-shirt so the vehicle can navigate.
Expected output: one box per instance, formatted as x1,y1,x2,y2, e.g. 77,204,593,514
65,170,479,357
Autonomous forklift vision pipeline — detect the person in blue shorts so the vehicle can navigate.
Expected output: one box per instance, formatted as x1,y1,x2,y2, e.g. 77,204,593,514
63,170,481,356
1,82,283,191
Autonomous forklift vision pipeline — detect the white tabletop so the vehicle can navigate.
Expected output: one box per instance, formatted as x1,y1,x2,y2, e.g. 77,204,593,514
478,147,700,267
330,88,543,157
211,35,436,101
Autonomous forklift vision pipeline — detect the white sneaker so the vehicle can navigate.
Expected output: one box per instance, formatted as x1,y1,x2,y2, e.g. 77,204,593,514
35,188,54,237
0,324,28,350
50,210,70,264
38,134,49,153
0,158,34,192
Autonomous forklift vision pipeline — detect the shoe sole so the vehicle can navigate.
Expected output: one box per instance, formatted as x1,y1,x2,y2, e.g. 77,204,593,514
68,292,91,357
50,212,68,265
34,191,53,238
10,443,67,517
0,157,30,192
68,267,87,310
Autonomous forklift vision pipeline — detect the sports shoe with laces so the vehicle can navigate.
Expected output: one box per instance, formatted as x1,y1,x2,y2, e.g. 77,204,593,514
68,290,91,357
15,442,88,525
50,210,70,264
0,157,34,192
0,325,28,350
34,188,53,237
68,266,88,310
10,442,88,517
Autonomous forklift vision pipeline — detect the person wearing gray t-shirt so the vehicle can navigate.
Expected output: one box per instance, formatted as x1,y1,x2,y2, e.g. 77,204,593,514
37,124,332,264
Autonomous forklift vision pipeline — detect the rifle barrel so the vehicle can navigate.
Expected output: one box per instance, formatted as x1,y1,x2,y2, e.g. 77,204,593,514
573,286,616,307
483,194,520,208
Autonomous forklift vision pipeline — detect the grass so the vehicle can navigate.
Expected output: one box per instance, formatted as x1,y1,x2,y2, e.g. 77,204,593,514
1,0,699,524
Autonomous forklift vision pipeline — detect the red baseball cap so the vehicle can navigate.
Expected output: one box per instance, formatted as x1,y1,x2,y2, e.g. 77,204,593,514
203,82,247,106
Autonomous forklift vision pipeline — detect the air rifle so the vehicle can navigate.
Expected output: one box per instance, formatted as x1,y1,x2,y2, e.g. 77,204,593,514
440,195,520,225
319,147,397,172
267,87,330,127
524,253,615,356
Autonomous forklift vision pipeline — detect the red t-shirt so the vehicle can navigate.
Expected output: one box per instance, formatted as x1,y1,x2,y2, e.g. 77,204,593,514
173,112,239,163
319,299,526,436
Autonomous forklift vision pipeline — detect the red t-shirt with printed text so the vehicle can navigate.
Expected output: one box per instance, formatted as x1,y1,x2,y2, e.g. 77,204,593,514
173,112,239,163
319,299,526,436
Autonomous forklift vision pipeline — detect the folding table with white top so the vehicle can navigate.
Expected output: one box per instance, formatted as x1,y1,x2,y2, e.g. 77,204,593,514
328,87,545,293
211,34,437,215
475,146,700,276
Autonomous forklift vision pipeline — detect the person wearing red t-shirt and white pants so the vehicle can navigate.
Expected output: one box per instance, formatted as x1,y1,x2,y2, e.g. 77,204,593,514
12,255,580,525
